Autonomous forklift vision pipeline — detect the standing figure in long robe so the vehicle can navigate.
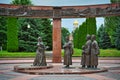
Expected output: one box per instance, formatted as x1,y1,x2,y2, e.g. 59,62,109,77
63,36,73,68
33,37,47,66
84,34,92,68
91,35,100,68
81,45,87,68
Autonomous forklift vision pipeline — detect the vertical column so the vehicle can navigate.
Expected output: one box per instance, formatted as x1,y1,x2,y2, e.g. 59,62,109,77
52,18,62,63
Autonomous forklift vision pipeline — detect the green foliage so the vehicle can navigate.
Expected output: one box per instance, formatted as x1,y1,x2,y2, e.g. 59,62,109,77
104,0,120,46
100,32,111,49
97,24,111,49
100,49,120,57
6,0,32,52
113,25,120,50
78,22,87,49
73,27,79,48
7,17,18,52
61,27,70,46
19,18,40,52
111,0,120,3
86,18,96,35
40,19,52,50
1,48,120,58
11,0,32,5
104,16,120,45
0,17,7,49
0,51,35,58
9,0,53,52
18,18,52,52
72,48,82,56
73,18,96,49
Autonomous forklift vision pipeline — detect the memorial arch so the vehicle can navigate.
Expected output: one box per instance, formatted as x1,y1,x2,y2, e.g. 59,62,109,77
0,3,120,63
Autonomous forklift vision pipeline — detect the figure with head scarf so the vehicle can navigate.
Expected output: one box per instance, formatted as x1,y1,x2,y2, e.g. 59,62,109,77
63,36,73,68
84,34,92,68
33,37,47,66
91,35,100,68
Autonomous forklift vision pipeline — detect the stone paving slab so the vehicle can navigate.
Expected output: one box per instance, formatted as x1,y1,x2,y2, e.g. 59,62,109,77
0,74,16,80
30,75,96,80
82,74,116,80
0,59,120,80
0,59,120,64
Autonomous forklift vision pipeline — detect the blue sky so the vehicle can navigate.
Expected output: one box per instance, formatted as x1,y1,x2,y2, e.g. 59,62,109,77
0,0,110,32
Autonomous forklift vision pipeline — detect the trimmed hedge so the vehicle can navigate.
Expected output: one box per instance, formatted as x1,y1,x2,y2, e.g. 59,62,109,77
73,18,96,49
7,17,18,52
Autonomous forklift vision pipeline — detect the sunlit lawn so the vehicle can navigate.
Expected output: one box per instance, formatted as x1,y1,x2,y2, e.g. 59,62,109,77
0,51,35,58
62,48,120,57
0,48,120,58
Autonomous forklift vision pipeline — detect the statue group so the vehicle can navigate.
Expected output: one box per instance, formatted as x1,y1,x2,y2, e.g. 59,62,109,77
81,34,100,68
33,34,99,69
63,34,100,68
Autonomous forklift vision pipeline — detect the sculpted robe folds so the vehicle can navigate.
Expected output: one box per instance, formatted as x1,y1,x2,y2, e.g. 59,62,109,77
63,41,73,66
33,38,47,66
81,45,86,66
84,39,91,66
91,40,100,66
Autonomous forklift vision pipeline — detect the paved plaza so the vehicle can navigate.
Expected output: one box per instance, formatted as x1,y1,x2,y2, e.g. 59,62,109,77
0,58,120,80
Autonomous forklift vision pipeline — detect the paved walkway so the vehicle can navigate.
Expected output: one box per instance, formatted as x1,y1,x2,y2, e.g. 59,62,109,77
0,60,120,65
0,58,120,80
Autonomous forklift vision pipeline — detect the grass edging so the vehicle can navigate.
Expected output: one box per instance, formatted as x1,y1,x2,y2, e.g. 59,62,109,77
0,48,120,58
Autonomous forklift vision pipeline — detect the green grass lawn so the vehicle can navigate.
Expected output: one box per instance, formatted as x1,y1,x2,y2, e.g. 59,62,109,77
99,49,120,57
62,48,120,57
0,48,120,58
0,51,35,58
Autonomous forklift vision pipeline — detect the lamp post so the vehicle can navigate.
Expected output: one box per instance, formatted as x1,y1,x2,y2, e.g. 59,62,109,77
27,24,30,40
27,23,30,29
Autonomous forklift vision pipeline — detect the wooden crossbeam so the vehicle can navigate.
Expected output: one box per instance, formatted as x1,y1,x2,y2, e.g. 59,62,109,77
0,3,120,18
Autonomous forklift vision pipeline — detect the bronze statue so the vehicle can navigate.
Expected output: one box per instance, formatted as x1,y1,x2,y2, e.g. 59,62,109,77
81,45,86,68
33,37,47,66
90,35,100,68
63,36,73,68
81,34,91,68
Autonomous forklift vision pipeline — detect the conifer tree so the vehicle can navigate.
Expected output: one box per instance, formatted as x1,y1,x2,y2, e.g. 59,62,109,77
7,0,32,52
73,18,96,49
98,25,111,49
86,18,96,35
104,0,120,46
7,17,18,52
0,17,7,50
73,27,79,48
78,22,87,49
114,25,120,50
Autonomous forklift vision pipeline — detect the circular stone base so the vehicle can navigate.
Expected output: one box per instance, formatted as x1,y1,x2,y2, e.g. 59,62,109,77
14,64,108,75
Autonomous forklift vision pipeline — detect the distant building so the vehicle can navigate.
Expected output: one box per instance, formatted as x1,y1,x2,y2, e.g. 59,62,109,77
73,20,79,30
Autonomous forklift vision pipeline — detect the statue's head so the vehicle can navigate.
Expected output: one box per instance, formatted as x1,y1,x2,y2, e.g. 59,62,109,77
82,45,85,49
38,37,42,42
86,34,91,40
66,36,69,42
91,35,96,41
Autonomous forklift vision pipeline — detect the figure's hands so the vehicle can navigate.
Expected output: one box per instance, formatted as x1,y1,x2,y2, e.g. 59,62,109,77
45,46,49,49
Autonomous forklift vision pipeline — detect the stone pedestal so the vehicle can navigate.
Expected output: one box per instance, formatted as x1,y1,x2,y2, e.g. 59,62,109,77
52,18,62,63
